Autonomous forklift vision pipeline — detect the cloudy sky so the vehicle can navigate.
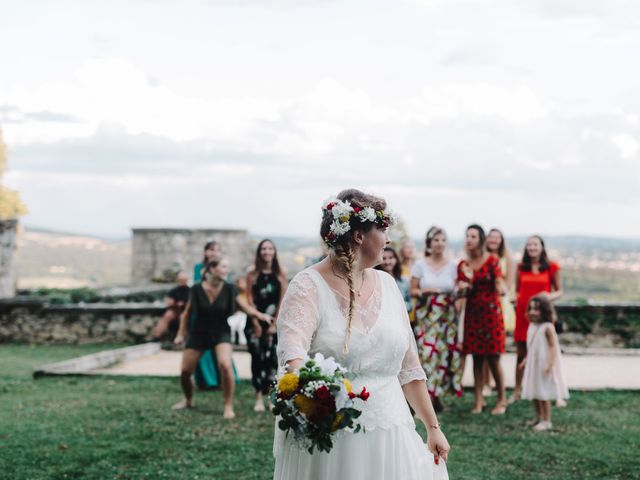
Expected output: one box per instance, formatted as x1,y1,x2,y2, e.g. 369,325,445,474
1,0,639,239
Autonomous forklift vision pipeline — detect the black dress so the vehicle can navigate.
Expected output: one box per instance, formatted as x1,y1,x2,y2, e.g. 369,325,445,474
245,272,281,394
186,282,237,350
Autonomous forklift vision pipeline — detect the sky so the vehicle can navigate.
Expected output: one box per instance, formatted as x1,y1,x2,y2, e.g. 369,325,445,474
1,0,639,240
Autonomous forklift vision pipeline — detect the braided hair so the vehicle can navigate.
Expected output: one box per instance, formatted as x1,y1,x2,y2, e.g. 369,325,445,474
320,189,386,353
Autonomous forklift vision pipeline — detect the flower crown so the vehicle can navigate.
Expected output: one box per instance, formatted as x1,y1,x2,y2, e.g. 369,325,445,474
322,197,397,247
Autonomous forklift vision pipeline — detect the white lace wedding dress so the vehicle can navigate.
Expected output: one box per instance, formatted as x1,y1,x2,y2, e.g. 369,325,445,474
273,268,449,480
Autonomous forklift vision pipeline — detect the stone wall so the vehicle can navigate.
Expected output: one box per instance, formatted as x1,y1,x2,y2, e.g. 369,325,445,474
0,298,163,344
0,219,17,298
1,299,639,347
131,228,250,285
557,303,640,348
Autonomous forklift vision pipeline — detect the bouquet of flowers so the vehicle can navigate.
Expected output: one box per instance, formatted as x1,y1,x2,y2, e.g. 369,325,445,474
271,353,370,454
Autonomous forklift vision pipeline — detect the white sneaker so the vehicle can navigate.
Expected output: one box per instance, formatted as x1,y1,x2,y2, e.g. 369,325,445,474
533,421,552,432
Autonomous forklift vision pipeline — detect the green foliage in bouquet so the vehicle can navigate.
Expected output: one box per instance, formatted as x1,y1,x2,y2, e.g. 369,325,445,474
271,354,370,454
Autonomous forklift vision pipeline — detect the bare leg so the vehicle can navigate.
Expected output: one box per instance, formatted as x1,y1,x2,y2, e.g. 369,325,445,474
471,355,485,413
540,400,551,423
215,342,236,419
531,399,541,425
173,348,202,409
487,355,507,415
482,362,493,396
511,341,527,402
254,391,265,412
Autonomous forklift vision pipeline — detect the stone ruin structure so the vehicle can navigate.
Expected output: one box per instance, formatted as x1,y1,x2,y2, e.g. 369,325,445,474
131,228,250,285
0,219,17,298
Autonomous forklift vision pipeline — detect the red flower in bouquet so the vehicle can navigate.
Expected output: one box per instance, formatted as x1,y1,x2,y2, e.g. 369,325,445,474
271,353,370,454
315,385,331,400
358,387,370,401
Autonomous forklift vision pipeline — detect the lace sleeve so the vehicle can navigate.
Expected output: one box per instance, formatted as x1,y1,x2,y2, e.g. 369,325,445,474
393,276,427,385
276,271,319,367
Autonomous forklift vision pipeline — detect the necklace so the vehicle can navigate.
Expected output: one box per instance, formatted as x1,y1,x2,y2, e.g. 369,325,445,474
331,263,366,297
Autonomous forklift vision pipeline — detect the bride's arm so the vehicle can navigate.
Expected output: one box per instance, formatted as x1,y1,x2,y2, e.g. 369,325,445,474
402,381,450,464
394,274,450,464
276,272,319,372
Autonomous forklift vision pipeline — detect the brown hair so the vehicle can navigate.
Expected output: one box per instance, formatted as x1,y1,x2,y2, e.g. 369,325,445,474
253,239,282,278
320,189,386,353
375,246,402,280
202,240,220,265
203,255,224,280
487,228,508,258
466,224,486,251
527,294,557,324
520,235,551,273
425,226,445,257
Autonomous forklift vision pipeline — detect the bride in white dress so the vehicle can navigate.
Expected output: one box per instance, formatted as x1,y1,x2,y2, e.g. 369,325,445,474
273,189,450,480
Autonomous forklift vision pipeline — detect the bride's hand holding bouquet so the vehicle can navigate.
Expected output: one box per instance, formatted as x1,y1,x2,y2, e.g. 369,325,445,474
271,353,369,454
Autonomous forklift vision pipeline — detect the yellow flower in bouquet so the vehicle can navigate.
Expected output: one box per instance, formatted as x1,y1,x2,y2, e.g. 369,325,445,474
331,413,344,432
278,373,300,397
342,378,353,394
293,394,316,416
271,353,370,454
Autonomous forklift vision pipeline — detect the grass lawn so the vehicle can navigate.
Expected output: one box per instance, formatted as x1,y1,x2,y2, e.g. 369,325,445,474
1,345,639,480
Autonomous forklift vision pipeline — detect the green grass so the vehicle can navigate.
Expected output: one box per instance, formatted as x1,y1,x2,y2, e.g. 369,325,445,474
1,345,639,480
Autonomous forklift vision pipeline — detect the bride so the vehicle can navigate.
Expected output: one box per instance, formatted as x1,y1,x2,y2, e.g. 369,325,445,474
273,189,450,480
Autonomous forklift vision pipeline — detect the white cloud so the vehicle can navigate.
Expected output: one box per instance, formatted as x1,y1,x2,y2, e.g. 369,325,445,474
611,133,640,160
1,0,640,237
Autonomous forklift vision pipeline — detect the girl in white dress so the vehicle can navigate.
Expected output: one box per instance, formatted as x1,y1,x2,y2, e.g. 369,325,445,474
274,189,450,480
520,294,569,432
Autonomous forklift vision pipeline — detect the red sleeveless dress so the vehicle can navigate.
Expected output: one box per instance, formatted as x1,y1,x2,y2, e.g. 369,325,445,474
457,255,505,355
514,262,560,343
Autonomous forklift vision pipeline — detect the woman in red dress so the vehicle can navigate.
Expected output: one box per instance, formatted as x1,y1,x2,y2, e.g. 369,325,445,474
510,235,563,403
457,225,508,415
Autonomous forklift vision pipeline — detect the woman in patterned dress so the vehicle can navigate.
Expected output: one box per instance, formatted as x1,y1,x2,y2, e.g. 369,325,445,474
481,228,516,396
410,227,463,412
457,224,508,415
245,239,288,412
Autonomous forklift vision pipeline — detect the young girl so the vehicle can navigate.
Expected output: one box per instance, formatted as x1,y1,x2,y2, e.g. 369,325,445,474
376,246,412,312
511,235,562,403
521,294,569,431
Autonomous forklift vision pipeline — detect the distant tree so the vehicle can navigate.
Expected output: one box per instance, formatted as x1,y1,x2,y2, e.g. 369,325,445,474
0,128,27,219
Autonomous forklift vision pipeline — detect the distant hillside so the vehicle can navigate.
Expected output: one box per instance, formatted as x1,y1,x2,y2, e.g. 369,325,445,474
15,227,131,288
12,228,640,301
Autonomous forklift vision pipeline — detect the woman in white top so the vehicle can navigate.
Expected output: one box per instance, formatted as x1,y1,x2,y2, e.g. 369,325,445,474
410,227,463,412
274,189,449,480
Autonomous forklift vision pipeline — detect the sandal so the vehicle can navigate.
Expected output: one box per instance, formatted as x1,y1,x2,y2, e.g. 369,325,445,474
491,402,507,415
507,392,521,405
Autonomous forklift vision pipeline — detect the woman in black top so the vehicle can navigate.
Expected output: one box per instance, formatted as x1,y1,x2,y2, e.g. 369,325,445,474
246,239,288,412
173,256,272,419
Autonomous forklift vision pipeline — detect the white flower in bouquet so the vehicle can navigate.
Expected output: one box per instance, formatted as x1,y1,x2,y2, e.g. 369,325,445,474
312,353,344,377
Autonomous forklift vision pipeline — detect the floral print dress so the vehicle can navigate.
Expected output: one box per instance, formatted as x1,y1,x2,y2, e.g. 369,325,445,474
411,260,463,398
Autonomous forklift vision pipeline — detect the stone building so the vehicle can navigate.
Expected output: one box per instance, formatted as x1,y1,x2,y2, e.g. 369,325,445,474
0,219,18,298
131,228,250,285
